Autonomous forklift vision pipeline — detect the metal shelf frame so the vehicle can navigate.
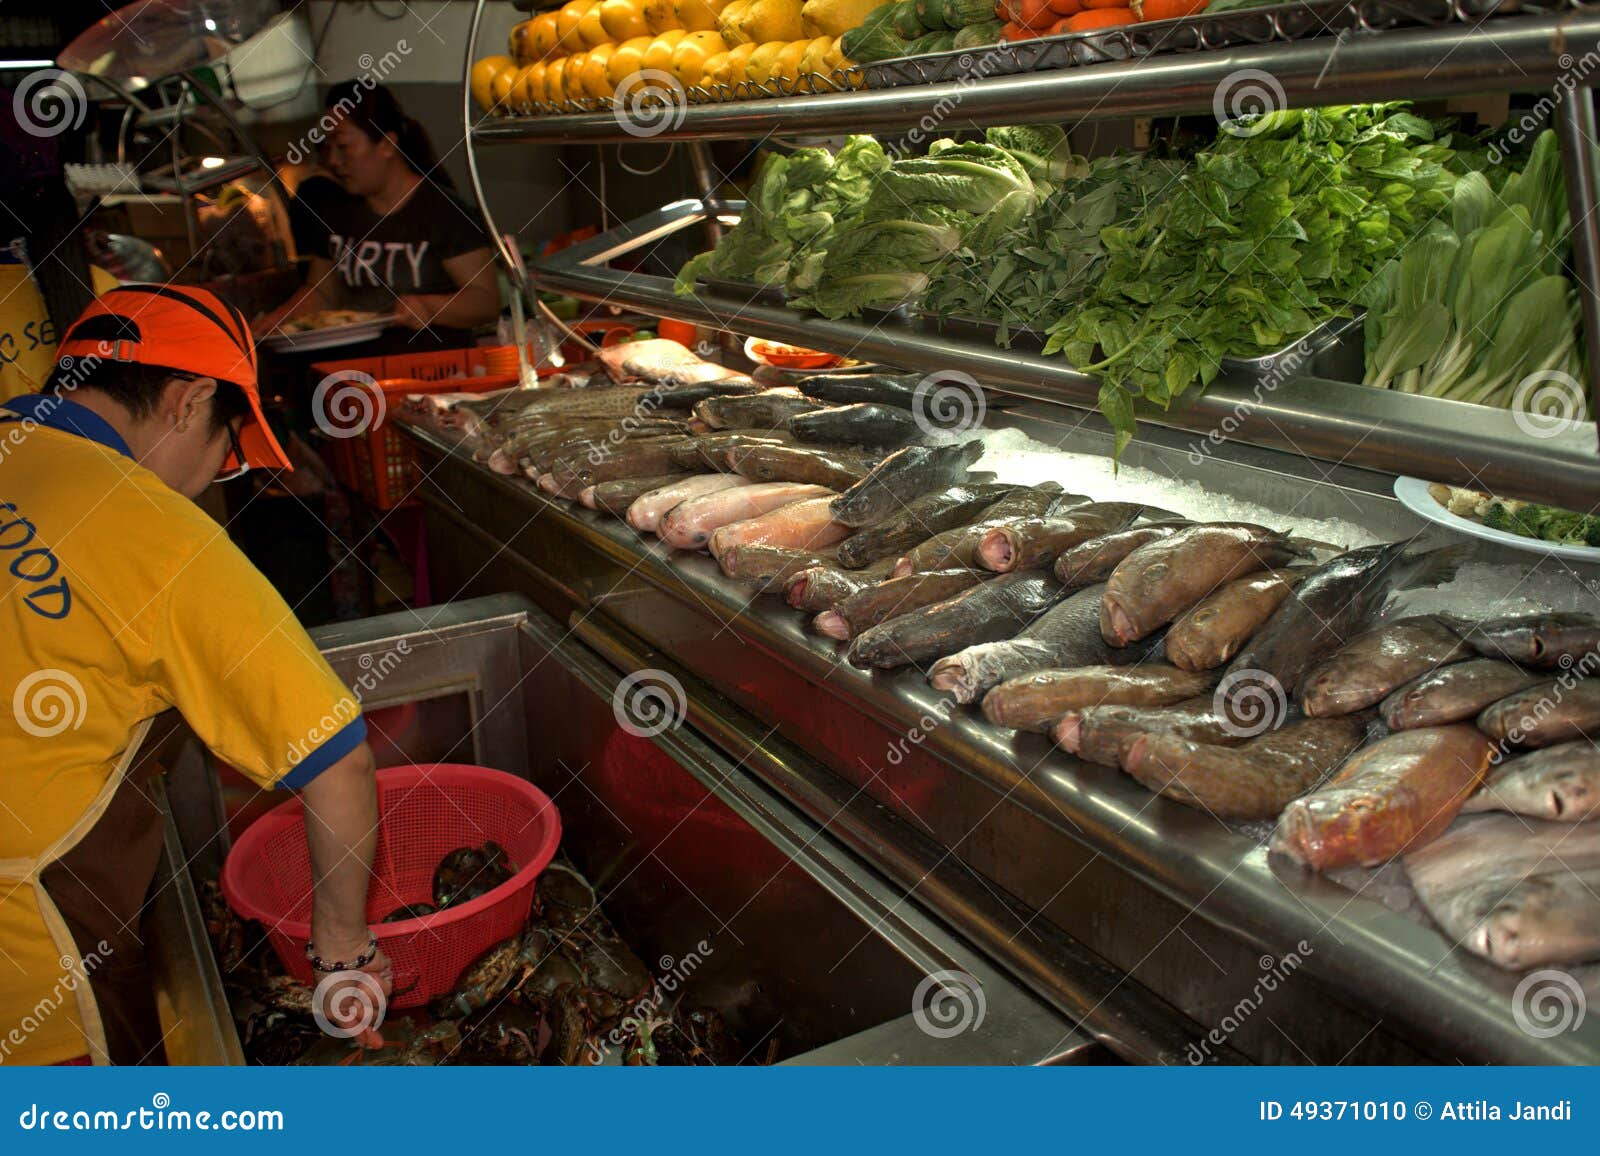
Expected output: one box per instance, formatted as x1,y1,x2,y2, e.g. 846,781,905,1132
460,1,1600,499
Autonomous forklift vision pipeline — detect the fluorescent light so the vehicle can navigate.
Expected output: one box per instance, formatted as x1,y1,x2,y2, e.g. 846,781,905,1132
0,59,56,70
200,156,226,169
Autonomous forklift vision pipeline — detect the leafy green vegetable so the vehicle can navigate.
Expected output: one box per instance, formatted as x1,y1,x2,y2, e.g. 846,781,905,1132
1483,499,1600,546
673,135,888,297
1045,104,1461,453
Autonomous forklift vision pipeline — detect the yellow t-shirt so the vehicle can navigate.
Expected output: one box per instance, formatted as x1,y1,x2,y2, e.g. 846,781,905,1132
0,265,120,404
0,394,364,1064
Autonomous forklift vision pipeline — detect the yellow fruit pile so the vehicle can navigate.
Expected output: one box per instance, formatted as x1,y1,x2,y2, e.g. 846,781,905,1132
470,0,863,114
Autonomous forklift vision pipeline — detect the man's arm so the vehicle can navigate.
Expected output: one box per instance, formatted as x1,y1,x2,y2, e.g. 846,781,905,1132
392,248,500,330
298,741,388,978
250,257,338,337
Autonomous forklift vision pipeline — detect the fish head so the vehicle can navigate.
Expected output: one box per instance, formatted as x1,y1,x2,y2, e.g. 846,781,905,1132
1272,785,1410,869
1469,875,1594,971
1546,766,1600,820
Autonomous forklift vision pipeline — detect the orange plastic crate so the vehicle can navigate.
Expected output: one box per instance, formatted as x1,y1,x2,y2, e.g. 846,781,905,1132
310,348,517,509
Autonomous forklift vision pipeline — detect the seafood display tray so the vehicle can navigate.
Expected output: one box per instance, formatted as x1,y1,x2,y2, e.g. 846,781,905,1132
860,0,1552,89
397,416,1600,1065
147,596,1094,1066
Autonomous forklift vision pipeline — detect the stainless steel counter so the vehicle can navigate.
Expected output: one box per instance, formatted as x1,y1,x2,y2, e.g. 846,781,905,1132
399,414,1600,1066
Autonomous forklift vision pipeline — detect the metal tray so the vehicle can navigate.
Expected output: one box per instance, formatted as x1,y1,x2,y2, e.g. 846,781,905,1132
695,275,789,306
917,310,1050,350
861,0,1560,89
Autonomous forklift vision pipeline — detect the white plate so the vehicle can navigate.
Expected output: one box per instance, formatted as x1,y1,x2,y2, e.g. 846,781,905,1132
1393,476,1600,562
742,335,876,375
260,316,392,352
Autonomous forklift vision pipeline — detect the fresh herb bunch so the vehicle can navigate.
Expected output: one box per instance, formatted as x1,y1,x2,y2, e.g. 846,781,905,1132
1361,130,1585,411
1043,105,1460,457
922,152,1185,344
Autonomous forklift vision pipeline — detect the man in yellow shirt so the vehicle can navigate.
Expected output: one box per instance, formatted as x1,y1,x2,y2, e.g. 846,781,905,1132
0,285,391,1064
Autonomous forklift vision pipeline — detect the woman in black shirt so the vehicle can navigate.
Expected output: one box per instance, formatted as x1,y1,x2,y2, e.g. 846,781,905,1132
256,83,499,351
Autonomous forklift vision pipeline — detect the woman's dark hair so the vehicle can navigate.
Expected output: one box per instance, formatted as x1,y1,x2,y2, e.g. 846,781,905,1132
325,80,452,190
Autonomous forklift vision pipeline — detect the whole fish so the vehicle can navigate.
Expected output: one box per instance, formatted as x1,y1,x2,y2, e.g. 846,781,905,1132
1404,812,1600,970
796,372,921,408
1103,523,1306,646
652,378,764,409
732,444,878,489
1164,569,1306,672
815,569,988,640
846,572,1063,670
535,471,585,500
893,490,1084,576
708,497,852,558
695,389,820,430
1225,542,1464,698
550,437,697,487
667,432,788,472
783,561,896,614
836,484,1015,569
1299,615,1471,717
1461,742,1600,822
1121,715,1370,820
978,504,1146,573
1055,698,1246,767
1271,725,1493,870
829,441,986,528
981,665,1218,733
718,544,839,589
625,474,747,533
1054,522,1193,589
1380,659,1545,730
659,483,834,551
928,584,1117,704
789,403,924,449
1447,611,1600,670
1478,678,1600,748
598,338,736,386
580,472,692,514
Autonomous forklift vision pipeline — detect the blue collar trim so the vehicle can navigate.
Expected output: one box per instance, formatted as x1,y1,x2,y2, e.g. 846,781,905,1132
0,393,134,459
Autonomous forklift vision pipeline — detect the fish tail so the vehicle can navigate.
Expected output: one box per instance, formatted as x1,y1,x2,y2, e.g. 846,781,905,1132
1398,543,1471,591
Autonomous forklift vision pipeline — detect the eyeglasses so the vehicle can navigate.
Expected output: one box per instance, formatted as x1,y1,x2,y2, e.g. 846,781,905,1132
215,419,250,483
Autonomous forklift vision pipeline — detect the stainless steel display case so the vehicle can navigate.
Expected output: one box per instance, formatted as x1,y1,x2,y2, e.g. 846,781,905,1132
148,595,1103,1066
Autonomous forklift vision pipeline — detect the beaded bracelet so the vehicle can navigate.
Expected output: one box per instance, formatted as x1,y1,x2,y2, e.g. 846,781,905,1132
305,934,379,974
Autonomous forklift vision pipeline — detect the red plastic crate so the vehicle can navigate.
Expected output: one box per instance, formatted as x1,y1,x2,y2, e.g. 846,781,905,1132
310,348,518,510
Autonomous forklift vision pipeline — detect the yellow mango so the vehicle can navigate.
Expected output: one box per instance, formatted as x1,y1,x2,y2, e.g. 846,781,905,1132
490,65,520,108
566,50,591,98
470,55,515,112
576,43,615,96
530,13,561,58
674,0,730,31
597,0,649,41
555,2,595,52
643,0,684,33
669,29,726,87
800,0,884,38
607,35,653,86
641,29,689,74
517,61,549,108
734,0,804,44
722,40,758,83
580,4,616,47
544,55,571,103
744,39,789,86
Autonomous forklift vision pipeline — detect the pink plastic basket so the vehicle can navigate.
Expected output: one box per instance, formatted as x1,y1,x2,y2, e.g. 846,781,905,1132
220,764,561,1008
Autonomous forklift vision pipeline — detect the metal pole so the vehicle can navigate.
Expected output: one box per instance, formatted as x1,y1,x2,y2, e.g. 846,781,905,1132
462,0,524,294
685,141,723,248
1556,85,1600,441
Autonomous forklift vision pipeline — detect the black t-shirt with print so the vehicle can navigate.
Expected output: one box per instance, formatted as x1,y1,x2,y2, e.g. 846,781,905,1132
297,179,490,314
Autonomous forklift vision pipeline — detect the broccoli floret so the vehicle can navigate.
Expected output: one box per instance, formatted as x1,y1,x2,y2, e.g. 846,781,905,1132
1482,501,1522,533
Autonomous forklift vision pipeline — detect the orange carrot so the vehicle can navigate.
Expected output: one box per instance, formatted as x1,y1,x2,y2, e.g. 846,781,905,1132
1047,0,1083,13
1017,0,1057,27
1131,0,1207,18
1081,0,1132,9
1065,6,1134,28
1000,18,1035,39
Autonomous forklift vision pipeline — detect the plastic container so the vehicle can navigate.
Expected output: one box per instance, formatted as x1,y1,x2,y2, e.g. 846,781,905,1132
310,347,525,509
220,763,562,1009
